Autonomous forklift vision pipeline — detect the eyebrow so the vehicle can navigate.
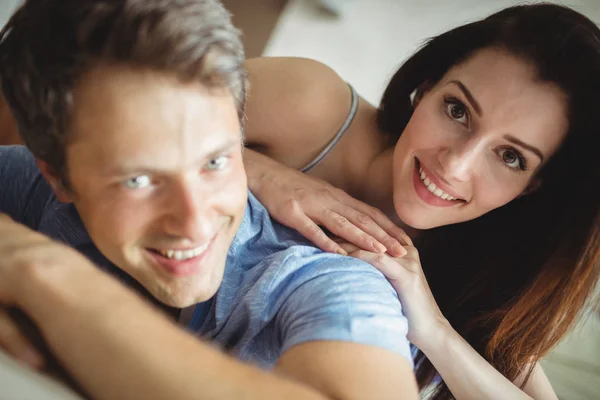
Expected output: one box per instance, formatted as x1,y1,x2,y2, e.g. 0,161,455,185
449,80,483,117
108,137,241,176
503,135,544,163
446,80,545,163
202,138,241,161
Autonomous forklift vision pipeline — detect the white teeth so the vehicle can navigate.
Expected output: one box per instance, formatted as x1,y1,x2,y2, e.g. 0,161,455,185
418,165,459,201
157,244,208,261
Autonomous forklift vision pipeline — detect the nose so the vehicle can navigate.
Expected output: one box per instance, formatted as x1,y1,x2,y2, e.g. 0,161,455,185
437,138,483,182
162,179,215,242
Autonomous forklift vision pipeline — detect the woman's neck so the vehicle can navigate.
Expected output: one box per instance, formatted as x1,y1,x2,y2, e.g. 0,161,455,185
348,142,423,240
322,102,421,239
357,147,395,215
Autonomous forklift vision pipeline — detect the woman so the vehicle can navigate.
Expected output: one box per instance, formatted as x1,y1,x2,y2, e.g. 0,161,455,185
241,4,600,399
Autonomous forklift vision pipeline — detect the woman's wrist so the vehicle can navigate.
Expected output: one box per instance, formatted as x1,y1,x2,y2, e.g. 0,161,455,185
243,149,273,190
413,318,455,356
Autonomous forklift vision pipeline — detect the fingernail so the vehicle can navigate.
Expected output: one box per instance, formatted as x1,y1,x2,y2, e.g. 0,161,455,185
393,244,407,257
373,242,387,253
19,348,43,368
336,248,348,256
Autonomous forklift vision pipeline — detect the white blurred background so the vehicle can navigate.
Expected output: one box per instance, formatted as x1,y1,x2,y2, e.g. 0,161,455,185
264,0,600,104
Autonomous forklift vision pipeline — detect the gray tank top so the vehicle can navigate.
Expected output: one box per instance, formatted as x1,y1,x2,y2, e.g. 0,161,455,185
299,84,358,173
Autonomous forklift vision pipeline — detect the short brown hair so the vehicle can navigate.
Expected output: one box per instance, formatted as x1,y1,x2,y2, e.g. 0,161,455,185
0,0,247,184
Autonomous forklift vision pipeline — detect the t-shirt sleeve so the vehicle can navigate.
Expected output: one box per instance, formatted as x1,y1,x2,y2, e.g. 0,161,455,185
275,254,413,367
0,145,52,228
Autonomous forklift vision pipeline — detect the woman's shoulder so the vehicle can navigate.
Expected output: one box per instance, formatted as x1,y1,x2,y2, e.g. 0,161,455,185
244,57,359,168
245,56,350,111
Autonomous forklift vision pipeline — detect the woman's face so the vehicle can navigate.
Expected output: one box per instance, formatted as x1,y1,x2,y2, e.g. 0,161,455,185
392,48,568,229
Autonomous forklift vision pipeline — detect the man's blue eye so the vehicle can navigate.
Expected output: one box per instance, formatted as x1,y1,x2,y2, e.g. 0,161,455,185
123,175,151,189
206,156,228,171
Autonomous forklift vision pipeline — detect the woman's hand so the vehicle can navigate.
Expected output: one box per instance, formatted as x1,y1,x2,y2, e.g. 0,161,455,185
338,242,449,350
245,149,410,257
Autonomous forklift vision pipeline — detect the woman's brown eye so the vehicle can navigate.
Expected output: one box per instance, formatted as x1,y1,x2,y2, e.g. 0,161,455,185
502,150,518,164
499,148,526,171
444,97,469,124
450,104,465,119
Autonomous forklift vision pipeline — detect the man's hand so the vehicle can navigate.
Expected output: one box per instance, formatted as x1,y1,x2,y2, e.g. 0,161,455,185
0,214,93,369
0,308,44,368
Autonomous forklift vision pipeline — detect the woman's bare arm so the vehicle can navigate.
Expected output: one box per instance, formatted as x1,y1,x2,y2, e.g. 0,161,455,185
244,56,353,168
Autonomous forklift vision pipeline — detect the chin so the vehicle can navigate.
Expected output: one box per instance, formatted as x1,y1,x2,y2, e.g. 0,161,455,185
392,200,430,230
149,279,220,308
402,216,438,230
164,297,200,308
158,291,211,308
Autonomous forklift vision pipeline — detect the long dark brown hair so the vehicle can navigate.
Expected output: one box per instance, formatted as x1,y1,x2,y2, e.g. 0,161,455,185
377,4,600,398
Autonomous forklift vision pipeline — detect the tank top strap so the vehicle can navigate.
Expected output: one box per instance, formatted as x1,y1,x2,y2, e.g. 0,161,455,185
300,83,358,173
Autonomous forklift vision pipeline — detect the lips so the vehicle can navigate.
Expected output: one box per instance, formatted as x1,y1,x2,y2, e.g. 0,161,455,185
154,244,209,261
413,158,466,207
146,233,218,277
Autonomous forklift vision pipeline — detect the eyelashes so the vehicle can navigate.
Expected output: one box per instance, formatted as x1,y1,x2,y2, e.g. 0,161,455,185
442,95,529,173
444,96,470,126
498,147,528,172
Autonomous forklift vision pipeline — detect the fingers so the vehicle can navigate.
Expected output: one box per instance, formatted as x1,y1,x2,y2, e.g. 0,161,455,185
352,201,414,247
338,243,405,281
337,205,408,257
348,249,411,283
338,242,360,255
0,309,44,369
291,213,349,256
402,245,420,262
312,190,411,256
340,245,422,284
320,208,398,254
334,197,413,256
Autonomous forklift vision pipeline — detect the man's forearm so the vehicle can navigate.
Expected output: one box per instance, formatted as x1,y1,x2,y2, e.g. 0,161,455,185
16,261,328,400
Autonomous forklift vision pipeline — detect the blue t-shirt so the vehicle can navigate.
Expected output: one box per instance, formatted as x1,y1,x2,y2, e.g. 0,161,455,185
0,145,412,368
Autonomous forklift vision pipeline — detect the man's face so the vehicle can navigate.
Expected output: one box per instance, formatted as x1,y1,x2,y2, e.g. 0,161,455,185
53,65,248,308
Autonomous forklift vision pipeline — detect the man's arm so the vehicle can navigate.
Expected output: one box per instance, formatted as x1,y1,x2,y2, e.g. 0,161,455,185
278,342,417,400
272,255,420,400
19,266,329,400
1,216,417,400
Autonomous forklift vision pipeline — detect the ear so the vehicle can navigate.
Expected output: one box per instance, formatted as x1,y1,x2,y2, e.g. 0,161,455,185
412,82,433,108
35,159,73,203
519,178,542,197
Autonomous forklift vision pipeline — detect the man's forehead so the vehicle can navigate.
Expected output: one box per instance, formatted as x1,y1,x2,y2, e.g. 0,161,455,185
65,65,242,175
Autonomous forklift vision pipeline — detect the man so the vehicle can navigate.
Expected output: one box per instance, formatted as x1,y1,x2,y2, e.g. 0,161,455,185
0,1,418,399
